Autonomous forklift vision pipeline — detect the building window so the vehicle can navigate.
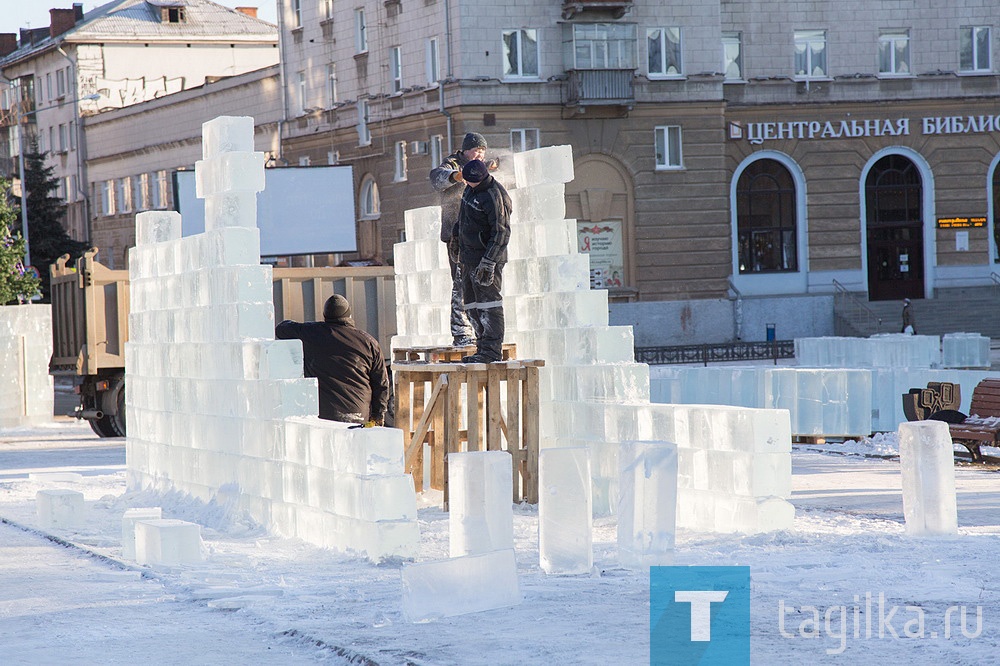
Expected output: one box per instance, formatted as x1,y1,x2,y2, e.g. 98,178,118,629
58,124,67,152
736,159,798,273
360,175,380,218
45,73,52,101
960,26,991,72
292,0,302,28
151,170,168,209
878,30,910,76
510,128,539,153
647,27,682,77
69,120,76,150
322,0,333,20
794,30,827,79
355,9,367,54
567,23,636,69
116,177,131,213
299,156,311,166
394,141,407,181
357,99,370,145
102,180,115,216
134,173,149,210
502,29,539,78
427,38,440,85
390,46,403,92
56,69,66,97
38,130,46,154
723,32,743,80
296,71,307,115
48,127,55,153
328,150,340,165
654,125,682,170
326,63,337,106
430,134,443,165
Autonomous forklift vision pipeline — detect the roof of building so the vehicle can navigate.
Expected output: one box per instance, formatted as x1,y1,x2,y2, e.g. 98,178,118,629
1,0,276,66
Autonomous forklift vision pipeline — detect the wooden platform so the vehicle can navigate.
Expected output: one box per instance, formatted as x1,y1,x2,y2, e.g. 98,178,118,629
393,347,541,508
392,343,517,365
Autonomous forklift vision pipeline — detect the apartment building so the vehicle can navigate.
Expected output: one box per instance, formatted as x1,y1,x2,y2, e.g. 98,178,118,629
276,0,1000,344
0,0,278,248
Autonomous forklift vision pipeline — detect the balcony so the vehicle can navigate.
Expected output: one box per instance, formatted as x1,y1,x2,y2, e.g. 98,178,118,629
561,0,632,19
565,69,634,107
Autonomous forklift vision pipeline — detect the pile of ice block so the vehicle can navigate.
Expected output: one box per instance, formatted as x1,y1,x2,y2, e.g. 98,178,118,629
401,451,521,621
795,335,941,368
0,304,53,428
941,333,990,369
650,366,873,437
393,145,794,534
125,116,418,560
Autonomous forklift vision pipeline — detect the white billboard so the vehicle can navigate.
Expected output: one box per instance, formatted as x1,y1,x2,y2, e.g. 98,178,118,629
172,165,357,256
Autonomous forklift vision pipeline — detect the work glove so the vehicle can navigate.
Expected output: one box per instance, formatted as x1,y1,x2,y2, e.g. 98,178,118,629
448,237,461,263
474,259,496,287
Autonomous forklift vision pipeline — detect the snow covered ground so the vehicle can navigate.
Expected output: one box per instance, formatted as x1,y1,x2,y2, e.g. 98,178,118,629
1,419,999,665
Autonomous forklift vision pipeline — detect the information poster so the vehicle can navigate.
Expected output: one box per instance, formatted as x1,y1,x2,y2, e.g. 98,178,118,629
578,220,624,289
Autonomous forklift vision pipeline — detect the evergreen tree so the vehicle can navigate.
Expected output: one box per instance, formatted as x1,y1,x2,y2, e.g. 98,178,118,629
0,179,41,304
22,136,89,299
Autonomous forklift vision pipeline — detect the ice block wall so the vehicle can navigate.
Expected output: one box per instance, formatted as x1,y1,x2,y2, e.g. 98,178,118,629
125,116,418,561
0,304,53,428
794,335,942,369
393,145,794,534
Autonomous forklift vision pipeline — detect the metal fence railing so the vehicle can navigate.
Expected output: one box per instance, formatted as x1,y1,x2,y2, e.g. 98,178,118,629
635,340,795,366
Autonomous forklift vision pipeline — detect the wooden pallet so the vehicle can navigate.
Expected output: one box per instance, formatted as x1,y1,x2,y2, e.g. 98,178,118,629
392,342,518,365
393,350,542,508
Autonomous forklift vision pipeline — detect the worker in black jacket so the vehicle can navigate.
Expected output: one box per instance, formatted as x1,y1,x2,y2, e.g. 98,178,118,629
275,294,389,424
452,159,512,363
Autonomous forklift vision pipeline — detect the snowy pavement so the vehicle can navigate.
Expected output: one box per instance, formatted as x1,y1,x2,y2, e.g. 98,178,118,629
1,420,999,664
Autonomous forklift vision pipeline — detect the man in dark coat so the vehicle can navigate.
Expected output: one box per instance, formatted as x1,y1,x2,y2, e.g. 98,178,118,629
275,294,389,424
452,159,512,363
429,131,498,347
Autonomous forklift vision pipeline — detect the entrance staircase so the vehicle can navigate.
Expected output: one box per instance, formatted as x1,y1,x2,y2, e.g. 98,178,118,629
834,284,1000,338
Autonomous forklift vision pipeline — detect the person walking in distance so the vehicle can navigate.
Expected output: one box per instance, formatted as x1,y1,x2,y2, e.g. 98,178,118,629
429,132,498,347
452,159,511,363
901,298,916,334
275,294,389,425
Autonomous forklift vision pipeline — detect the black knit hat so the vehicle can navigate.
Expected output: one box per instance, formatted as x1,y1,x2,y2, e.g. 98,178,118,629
323,294,353,322
462,132,487,151
462,159,490,183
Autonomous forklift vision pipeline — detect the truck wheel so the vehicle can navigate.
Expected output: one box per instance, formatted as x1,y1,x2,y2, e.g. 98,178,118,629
105,379,126,437
89,416,117,438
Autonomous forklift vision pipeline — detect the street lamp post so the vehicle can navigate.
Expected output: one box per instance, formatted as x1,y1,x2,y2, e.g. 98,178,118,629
12,91,100,271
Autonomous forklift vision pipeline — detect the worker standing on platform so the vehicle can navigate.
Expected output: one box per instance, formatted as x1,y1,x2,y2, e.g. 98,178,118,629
429,132,499,348
275,294,389,425
453,159,511,363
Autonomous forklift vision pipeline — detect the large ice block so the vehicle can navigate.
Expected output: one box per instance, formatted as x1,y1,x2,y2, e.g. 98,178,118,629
512,145,574,187
135,518,204,566
617,441,678,568
898,421,958,536
448,451,514,557
36,489,84,529
202,115,255,158
538,447,592,574
122,507,163,560
135,210,182,246
401,549,521,622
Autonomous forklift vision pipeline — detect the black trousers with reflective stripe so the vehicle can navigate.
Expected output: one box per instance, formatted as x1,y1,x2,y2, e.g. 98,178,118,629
460,261,505,361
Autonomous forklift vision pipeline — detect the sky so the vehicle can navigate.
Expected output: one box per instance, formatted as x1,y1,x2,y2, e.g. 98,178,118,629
0,0,277,35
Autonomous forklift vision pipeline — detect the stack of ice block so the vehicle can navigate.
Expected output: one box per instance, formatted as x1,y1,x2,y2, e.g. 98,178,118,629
942,333,990,369
125,116,418,561
795,335,941,368
393,145,794,534
648,366,872,438
0,304,53,428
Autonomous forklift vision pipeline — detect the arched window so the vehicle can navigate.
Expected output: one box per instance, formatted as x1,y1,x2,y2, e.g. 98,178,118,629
359,175,379,219
736,159,797,273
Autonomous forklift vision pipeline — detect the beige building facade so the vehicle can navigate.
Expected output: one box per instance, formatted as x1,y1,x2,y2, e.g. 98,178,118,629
274,0,1000,343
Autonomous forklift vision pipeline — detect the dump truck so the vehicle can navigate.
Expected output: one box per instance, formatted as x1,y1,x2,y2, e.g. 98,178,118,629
49,248,397,437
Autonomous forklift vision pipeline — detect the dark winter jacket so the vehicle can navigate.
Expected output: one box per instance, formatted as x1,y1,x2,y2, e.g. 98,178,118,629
429,149,473,242
453,174,512,266
275,319,389,423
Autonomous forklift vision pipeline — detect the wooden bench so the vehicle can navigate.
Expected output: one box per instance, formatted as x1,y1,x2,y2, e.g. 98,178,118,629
948,379,1000,462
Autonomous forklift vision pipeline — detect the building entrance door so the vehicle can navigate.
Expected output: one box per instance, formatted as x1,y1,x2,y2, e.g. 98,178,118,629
865,155,924,301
